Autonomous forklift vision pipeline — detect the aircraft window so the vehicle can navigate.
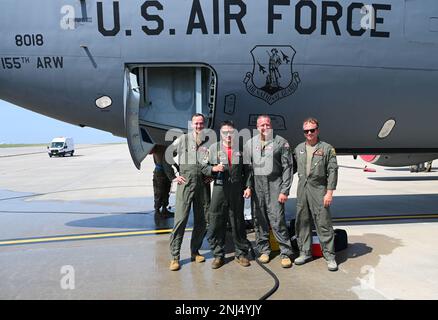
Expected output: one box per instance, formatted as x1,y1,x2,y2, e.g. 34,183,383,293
378,119,396,139
95,96,112,109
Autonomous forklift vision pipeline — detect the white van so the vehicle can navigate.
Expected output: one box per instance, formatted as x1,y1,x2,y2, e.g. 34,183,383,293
47,137,74,157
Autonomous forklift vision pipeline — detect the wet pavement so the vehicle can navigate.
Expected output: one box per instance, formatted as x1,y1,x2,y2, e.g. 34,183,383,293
1,144,438,300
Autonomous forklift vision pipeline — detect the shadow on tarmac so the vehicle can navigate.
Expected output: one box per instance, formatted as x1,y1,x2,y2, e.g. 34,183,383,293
368,176,438,181
61,194,438,232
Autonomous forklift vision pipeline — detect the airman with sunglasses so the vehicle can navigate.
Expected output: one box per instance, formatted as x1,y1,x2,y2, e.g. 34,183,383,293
201,120,252,269
293,117,339,271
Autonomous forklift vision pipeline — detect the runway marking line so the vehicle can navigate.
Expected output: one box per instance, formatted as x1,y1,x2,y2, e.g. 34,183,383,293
0,228,191,246
1,214,438,247
333,214,438,222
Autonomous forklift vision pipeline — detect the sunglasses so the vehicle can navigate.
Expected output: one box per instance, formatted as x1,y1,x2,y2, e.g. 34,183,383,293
221,130,235,135
303,128,318,134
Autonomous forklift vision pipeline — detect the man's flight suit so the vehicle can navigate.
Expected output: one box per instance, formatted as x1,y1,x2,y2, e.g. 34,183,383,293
202,142,252,260
166,133,211,260
246,134,294,258
152,145,173,213
294,140,338,260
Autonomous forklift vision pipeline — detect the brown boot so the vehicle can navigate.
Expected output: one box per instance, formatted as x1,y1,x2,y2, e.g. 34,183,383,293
191,252,206,263
281,257,292,268
235,256,250,267
258,253,270,264
211,257,225,269
169,259,180,271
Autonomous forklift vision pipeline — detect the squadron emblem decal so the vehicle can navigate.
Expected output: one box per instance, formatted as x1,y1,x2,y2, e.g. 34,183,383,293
244,45,300,105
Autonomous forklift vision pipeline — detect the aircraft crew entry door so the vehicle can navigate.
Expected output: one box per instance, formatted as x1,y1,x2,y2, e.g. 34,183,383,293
124,64,217,169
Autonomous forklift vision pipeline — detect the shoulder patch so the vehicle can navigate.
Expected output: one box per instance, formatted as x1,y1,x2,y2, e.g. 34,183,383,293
331,148,336,156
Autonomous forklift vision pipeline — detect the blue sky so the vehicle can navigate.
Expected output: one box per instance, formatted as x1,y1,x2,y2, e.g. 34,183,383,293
0,100,125,144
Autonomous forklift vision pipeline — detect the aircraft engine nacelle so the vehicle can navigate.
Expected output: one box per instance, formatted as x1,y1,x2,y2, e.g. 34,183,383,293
360,154,438,167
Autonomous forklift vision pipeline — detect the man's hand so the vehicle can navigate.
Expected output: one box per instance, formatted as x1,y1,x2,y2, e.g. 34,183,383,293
278,193,288,204
243,187,252,199
174,175,187,185
212,163,225,173
323,190,334,208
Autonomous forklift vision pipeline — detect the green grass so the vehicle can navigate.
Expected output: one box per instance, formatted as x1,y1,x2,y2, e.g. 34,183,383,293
0,142,126,148
0,144,48,148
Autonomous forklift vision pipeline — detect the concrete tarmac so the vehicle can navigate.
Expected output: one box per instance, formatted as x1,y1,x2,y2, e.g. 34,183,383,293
1,144,438,300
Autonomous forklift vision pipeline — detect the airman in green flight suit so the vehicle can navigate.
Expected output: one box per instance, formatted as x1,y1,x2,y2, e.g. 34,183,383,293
293,117,339,271
245,115,294,268
202,120,253,269
166,113,211,271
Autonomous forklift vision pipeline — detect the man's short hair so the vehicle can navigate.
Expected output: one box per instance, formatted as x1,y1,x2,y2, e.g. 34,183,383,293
256,114,271,122
192,113,205,121
220,120,235,128
303,117,319,128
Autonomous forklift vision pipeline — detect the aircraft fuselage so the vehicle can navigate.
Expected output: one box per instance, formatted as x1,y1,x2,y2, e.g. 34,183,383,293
1,0,438,158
